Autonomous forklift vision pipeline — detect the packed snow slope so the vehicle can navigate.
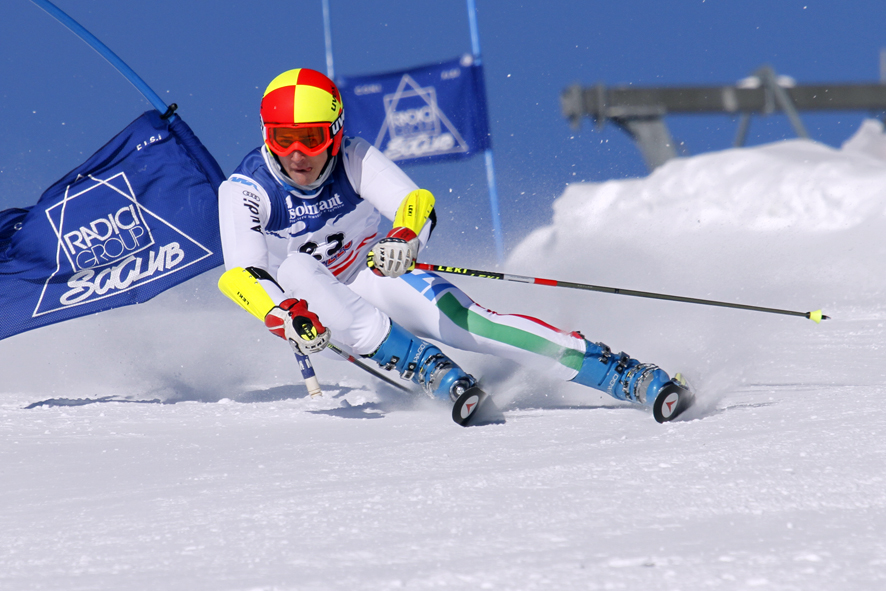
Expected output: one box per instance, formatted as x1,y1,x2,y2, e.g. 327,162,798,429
2,121,886,590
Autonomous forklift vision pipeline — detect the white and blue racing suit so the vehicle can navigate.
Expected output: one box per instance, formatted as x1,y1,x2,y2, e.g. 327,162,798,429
218,137,587,380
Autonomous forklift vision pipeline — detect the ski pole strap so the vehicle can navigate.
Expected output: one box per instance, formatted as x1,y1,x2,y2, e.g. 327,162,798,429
414,263,829,323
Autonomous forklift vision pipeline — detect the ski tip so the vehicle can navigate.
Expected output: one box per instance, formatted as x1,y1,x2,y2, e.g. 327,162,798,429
653,378,695,423
807,309,829,324
452,387,505,427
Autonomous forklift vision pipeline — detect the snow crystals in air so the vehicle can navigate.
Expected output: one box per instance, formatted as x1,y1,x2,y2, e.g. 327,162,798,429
3,121,886,589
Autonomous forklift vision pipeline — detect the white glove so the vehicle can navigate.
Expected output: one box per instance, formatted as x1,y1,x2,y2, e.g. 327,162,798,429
367,227,419,278
264,298,331,355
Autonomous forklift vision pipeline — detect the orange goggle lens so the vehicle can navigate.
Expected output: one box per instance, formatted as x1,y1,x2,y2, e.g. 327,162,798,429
266,124,332,157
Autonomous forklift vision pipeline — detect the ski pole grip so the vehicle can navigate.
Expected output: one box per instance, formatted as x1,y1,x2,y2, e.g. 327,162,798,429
219,267,324,398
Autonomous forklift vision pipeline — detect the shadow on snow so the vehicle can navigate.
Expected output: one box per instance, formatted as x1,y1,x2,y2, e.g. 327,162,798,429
23,376,744,425
23,381,420,423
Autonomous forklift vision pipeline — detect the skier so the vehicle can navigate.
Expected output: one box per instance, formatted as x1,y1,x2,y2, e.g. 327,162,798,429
218,68,693,424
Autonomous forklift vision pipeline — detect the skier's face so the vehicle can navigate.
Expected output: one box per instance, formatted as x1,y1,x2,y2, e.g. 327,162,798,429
278,148,328,186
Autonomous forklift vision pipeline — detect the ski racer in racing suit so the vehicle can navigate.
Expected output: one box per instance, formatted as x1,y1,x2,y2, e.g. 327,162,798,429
218,68,693,423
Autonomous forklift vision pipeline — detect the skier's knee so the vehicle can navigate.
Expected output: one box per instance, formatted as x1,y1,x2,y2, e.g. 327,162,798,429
277,253,334,291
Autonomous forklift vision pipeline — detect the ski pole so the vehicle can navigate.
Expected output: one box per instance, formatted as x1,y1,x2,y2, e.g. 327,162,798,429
326,343,412,393
219,267,410,395
218,268,322,398
414,263,829,323
286,344,323,398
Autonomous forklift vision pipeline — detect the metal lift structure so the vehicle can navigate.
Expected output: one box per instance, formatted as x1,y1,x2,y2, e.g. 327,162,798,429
561,64,886,171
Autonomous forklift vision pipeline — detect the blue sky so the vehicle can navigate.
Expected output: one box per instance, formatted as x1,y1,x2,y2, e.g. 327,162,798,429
2,0,885,261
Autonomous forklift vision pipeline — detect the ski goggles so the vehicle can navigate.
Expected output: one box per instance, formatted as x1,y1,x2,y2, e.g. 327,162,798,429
265,122,333,157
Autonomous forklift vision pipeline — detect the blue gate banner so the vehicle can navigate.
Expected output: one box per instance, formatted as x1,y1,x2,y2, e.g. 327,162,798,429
0,110,225,340
337,55,491,165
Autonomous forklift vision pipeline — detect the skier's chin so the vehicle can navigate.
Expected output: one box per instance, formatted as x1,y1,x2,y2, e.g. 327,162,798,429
288,169,313,184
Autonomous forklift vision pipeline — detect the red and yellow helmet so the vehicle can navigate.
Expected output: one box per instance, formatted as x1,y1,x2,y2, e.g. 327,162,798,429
260,68,344,157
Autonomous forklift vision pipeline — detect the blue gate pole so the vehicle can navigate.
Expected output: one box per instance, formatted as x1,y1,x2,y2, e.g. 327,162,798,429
321,0,335,79
467,0,504,265
30,0,174,119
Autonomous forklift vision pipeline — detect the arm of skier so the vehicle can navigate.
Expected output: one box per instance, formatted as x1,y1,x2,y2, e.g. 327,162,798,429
218,175,285,300
341,139,436,278
219,177,271,270
367,189,436,278
218,176,330,354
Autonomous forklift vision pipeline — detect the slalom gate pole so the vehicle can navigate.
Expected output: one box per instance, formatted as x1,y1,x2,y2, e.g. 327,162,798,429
466,0,505,265
414,263,830,323
30,0,176,119
321,0,335,79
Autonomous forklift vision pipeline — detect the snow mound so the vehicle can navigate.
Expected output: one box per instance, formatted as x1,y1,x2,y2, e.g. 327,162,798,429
504,118,886,362
515,119,886,264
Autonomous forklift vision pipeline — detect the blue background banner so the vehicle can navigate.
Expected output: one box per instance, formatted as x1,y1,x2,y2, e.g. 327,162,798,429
337,55,491,165
0,110,225,341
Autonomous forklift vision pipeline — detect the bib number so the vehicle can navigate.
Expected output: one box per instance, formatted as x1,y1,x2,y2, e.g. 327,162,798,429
299,232,345,262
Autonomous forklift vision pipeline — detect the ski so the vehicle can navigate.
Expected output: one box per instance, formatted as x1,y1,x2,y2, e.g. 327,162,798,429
451,385,504,427
652,379,695,423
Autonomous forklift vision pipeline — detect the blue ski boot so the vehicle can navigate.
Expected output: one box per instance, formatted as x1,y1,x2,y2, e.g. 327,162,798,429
366,321,477,403
571,340,694,422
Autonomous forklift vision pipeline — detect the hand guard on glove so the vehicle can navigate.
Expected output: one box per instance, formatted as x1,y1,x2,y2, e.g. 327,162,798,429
367,227,419,278
264,298,331,355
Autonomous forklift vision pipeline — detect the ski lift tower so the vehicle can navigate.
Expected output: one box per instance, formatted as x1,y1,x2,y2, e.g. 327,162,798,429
562,64,886,171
